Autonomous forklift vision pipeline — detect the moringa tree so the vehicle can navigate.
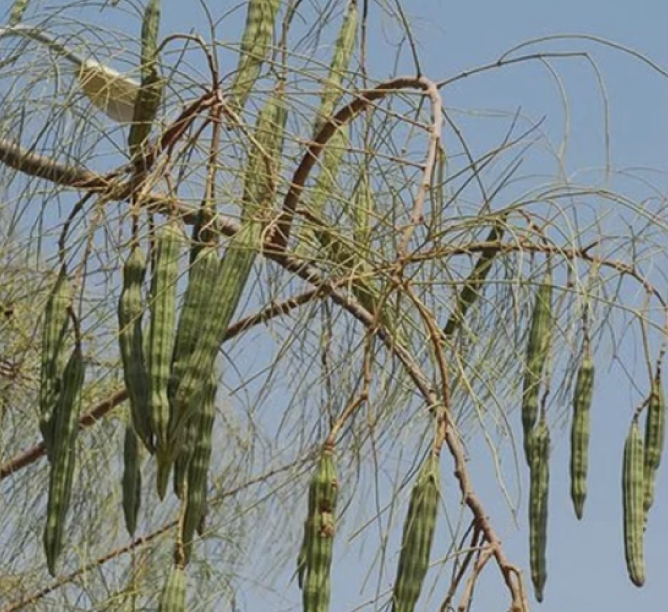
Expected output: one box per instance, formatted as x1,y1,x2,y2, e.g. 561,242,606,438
0,0,667,610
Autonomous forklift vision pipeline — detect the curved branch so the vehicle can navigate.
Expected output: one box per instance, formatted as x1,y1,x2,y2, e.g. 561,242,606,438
268,75,442,253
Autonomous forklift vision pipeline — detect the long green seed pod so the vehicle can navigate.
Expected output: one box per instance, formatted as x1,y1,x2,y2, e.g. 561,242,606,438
300,448,339,612
39,268,71,461
168,244,219,405
122,425,142,536
180,375,217,565
168,220,259,457
391,454,440,612
643,372,665,520
229,0,281,112
570,339,594,520
118,246,153,453
147,220,183,499
522,271,552,463
623,418,645,587
241,82,288,221
314,0,358,135
158,565,187,612
528,419,550,603
128,0,163,160
43,343,85,576
443,217,506,338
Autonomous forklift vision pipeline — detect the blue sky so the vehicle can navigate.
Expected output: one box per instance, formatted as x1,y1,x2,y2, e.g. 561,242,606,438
405,2,668,611
4,0,668,610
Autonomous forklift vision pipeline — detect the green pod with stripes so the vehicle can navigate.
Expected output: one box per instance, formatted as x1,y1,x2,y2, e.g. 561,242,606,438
314,0,358,135
522,272,552,463
147,219,183,499
528,419,550,603
229,0,281,112
39,268,72,461
168,221,259,457
623,418,645,587
43,342,85,576
122,425,142,536
158,565,187,612
570,341,594,520
180,375,217,564
643,373,665,520
391,454,440,612
118,246,153,453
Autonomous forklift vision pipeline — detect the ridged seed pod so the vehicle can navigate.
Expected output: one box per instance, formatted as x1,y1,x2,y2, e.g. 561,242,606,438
391,454,440,612
522,272,552,463
643,373,665,520
314,0,358,135
118,246,153,453
168,244,219,408
147,220,183,499
180,375,217,564
623,418,645,587
241,83,288,220
158,565,186,612
129,0,163,160
528,419,550,603
168,221,259,456
39,268,71,461
43,343,85,576
299,447,339,612
229,0,281,112
122,425,142,536
570,340,594,519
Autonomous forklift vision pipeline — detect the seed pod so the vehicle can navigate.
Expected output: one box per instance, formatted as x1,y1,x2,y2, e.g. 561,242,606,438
314,0,358,135
443,217,506,338
391,454,440,612
147,220,183,499
172,412,198,500
39,268,71,461
168,245,219,405
169,221,259,456
10,0,30,25
43,343,85,576
241,83,288,220
122,425,142,536
623,418,645,587
528,418,550,603
229,0,281,112
301,448,339,612
522,272,552,463
158,565,187,612
180,375,217,565
312,126,348,217
643,373,665,519
570,340,594,519
118,246,153,453
128,0,163,160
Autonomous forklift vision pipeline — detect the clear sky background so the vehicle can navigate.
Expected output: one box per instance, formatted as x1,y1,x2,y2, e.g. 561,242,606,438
4,1,668,611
